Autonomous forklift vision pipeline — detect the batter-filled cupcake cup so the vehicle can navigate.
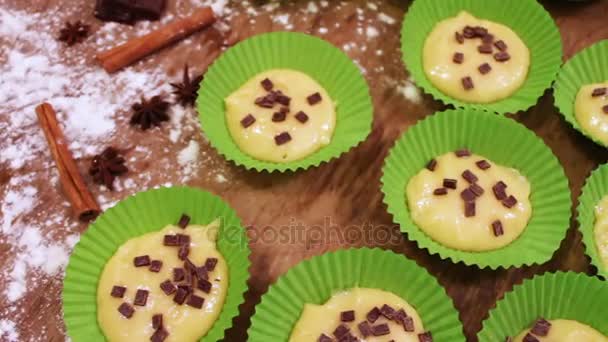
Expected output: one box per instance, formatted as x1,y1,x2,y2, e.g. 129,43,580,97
62,187,250,342
478,272,608,341
197,31,373,172
401,0,562,113
554,40,608,147
381,109,570,268
247,248,465,342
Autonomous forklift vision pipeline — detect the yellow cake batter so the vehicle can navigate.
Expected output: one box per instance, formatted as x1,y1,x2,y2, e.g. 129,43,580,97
423,11,530,103
514,319,608,342
406,152,532,251
594,194,608,270
289,288,426,342
225,69,336,163
574,82,608,145
97,222,228,342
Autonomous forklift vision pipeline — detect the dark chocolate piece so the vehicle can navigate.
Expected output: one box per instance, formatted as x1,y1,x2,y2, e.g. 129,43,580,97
492,181,508,200
434,188,448,196
463,26,475,38
462,170,478,183
118,302,134,318
195,266,208,282
592,87,607,97
111,285,126,298
464,201,476,217
177,234,190,245
394,308,408,322
482,33,494,44
186,294,205,309
473,26,488,37
455,32,464,44
603,105,608,114
523,334,539,342
341,310,355,322
94,0,135,24
149,260,163,273
295,111,309,123
453,52,464,64
159,280,176,295
502,195,518,208
372,323,390,336
402,316,415,332
173,268,185,282
133,255,150,267
178,244,189,260
462,76,474,90
152,313,163,330
197,278,212,293
478,44,493,54
443,178,458,189
461,188,476,202
367,307,381,323
492,220,504,237
173,287,189,305
205,258,218,271
318,333,333,342
134,289,148,306
426,159,437,171
177,214,190,228
476,160,491,170
418,331,433,342
307,92,322,105
261,78,274,91
478,63,492,75
455,149,471,157
151,328,169,342
358,321,372,337
163,235,179,246
274,132,292,145
272,111,287,122
469,183,484,197
177,284,192,294
380,304,395,320
116,0,166,21
275,93,291,106
333,324,350,338
494,51,511,62
494,40,507,51
531,318,551,336
254,96,274,108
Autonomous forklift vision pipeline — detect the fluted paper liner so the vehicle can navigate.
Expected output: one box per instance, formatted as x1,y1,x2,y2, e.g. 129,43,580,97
247,248,465,341
478,272,608,341
401,0,562,113
62,187,251,341
197,32,373,172
381,109,570,268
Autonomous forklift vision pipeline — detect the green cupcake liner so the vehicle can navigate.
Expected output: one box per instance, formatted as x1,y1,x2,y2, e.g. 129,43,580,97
478,272,608,341
248,248,465,342
380,109,570,269
197,32,373,172
577,163,608,279
401,0,562,114
62,186,251,342
553,40,608,147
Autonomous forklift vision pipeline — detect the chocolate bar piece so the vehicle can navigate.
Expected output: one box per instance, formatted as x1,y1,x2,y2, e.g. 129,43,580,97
95,0,166,24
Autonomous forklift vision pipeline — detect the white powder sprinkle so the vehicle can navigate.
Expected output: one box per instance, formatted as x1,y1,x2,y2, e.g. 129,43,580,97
396,79,423,104
0,320,19,342
366,26,379,39
178,140,201,180
307,1,319,13
318,27,328,34
378,12,396,25
273,14,290,26
367,3,378,11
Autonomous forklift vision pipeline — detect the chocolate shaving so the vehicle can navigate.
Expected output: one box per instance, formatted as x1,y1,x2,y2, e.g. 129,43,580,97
205,258,218,271
149,260,163,272
531,318,551,336
152,314,163,330
434,188,448,196
462,76,474,90
492,220,504,236
492,181,508,200
340,310,355,322
523,334,539,342
464,201,476,217
592,87,607,97
476,160,491,170
494,51,511,62
455,32,464,44
254,96,274,108
111,285,126,298
118,302,134,318
197,278,212,293
469,183,484,197
274,132,292,145
418,331,433,342
372,323,390,336
318,333,333,342
453,52,464,64
178,244,189,260
358,321,372,337
473,26,488,37
307,92,322,105
295,111,309,123
367,307,381,323
333,324,350,338
426,159,437,171
177,234,190,245
134,289,149,306
443,178,457,189
261,78,274,91
134,255,151,267
401,316,415,332
478,44,493,54
463,26,475,38
173,268,185,282
461,188,476,202
240,114,256,128
380,304,396,320
89,147,128,191
151,328,169,342
482,33,494,44
186,294,205,309
160,280,176,295
462,170,478,183
272,111,287,122
502,195,518,208
130,95,170,130
275,92,291,106
163,235,180,246
177,214,190,228
494,40,507,51
173,287,189,305
455,149,471,157
478,63,492,75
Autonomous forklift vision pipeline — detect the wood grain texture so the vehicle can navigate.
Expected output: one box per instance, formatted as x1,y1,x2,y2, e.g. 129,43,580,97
1,1,608,341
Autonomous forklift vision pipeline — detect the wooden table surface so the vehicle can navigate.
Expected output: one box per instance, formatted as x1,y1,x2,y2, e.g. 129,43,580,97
1,0,608,341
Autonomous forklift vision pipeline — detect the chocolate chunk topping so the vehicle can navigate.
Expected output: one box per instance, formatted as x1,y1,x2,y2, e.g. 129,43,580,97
307,92,323,105
195,266,208,281
402,316,415,332
149,260,163,272
184,258,196,274
111,285,126,298
372,323,390,336
295,111,309,123
197,278,212,293
152,314,163,330
502,195,518,208
592,87,607,97
394,308,408,322
380,304,395,320
478,63,492,75
261,78,274,91
476,160,491,170
462,76,474,90
367,307,381,323
443,178,458,189
492,220,504,237
461,188,476,202
464,201,476,217
453,52,464,64
177,283,192,294
356,321,372,337
494,40,507,51
178,244,189,260
492,181,508,200
463,26,475,38
151,328,169,342
118,302,134,318
478,44,493,54
94,0,135,24
274,132,292,145
254,96,274,108
482,33,494,44
159,280,176,295
494,51,511,62
426,159,437,171
173,268,185,282
523,333,539,342
531,318,551,336
473,26,488,37
469,183,484,197
333,324,350,338
275,93,291,106
603,105,608,114
177,234,190,245
205,258,218,271
173,287,189,305
134,289,148,306
318,333,333,342
455,149,471,157
163,235,179,246
186,294,205,309
341,310,355,322
418,331,433,342
455,32,464,44
133,255,150,267
434,188,448,196
272,111,287,122
462,170,478,183
177,214,190,228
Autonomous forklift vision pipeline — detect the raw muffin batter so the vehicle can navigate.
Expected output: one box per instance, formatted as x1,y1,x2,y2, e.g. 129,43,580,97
225,69,336,163
514,319,608,342
423,11,530,103
97,221,228,342
289,288,428,342
407,151,532,251
594,194,608,270
574,82,608,145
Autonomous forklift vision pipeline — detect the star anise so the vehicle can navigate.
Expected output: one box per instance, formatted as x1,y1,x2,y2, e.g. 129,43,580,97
170,64,204,107
58,21,91,46
130,95,170,130
89,147,128,190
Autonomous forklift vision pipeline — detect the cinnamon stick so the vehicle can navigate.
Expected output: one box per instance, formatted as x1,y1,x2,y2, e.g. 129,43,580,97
96,7,216,73
35,103,101,222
